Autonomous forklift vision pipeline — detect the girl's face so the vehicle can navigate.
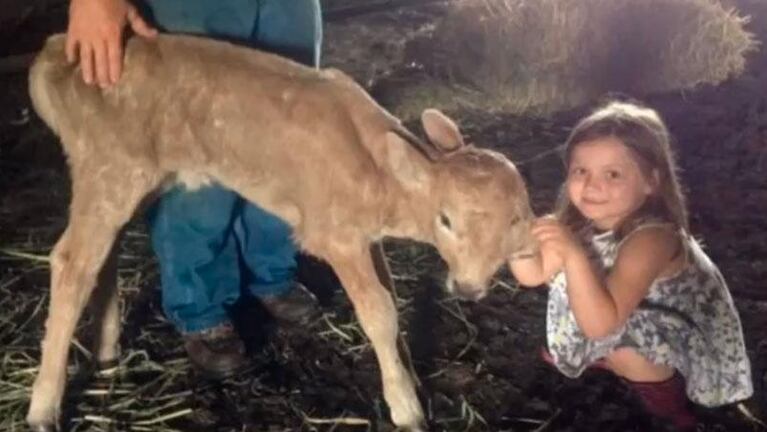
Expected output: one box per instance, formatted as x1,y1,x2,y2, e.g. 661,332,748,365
566,136,657,230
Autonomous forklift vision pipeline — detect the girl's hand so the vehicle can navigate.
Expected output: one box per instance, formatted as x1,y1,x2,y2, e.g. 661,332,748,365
507,215,568,286
532,215,581,263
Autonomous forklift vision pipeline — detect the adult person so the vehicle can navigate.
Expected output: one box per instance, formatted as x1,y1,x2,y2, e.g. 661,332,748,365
65,0,323,379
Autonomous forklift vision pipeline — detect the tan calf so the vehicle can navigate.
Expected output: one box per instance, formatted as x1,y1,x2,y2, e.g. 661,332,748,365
26,33,535,431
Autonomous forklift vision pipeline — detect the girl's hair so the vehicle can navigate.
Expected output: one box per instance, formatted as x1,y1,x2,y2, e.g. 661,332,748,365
555,100,689,238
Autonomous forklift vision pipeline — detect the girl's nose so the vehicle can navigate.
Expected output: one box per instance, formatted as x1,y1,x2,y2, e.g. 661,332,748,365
583,173,601,191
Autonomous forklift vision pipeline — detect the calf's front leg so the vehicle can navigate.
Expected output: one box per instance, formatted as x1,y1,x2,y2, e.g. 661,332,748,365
326,241,425,431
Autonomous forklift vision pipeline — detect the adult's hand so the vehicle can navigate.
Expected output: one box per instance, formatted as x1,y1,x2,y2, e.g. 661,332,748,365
66,0,157,87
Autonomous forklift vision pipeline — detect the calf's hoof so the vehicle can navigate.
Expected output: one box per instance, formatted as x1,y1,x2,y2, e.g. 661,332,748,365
27,406,59,432
400,422,427,432
387,382,426,432
26,420,58,432
390,403,426,432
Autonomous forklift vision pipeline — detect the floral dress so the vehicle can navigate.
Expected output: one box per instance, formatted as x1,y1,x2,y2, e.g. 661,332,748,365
546,221,753,406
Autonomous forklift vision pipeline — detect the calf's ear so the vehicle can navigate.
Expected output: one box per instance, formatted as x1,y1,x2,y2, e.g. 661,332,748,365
421,109,464,152
385,131,432,191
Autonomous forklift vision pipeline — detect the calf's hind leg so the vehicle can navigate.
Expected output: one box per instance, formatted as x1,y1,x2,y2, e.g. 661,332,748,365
89,247,121,368
27,163,158,431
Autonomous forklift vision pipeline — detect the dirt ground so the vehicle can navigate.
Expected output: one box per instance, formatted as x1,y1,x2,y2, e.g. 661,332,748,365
1,1,766,431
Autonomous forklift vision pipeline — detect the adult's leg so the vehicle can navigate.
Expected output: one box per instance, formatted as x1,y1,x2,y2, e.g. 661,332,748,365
146,186,242,333
236,0,322,302
141,0,268,378
141,0,261,333
146,184,254,378
143,0,323,328
234,203,297,297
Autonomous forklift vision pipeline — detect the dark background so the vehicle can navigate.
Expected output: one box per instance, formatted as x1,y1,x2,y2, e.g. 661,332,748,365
0,1,765,430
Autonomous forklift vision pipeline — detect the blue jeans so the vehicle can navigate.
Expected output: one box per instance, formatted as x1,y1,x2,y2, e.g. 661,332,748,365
142,0,322,333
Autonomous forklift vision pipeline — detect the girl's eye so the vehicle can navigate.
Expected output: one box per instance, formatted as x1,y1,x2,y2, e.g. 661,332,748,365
606,170,621,180
569,167,587,177
439,212,452,230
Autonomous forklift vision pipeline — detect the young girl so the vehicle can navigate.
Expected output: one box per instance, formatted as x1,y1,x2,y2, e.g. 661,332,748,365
510,101,753,430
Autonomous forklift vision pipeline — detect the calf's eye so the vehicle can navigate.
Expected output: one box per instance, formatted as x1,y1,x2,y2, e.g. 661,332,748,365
439,212,452,230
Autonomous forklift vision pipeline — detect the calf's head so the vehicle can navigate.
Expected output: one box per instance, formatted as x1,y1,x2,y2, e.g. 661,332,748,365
386,109,535,301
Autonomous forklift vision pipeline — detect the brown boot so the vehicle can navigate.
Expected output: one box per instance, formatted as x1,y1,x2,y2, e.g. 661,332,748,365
260,281,321,327
183,322,251,380
626,372,697,431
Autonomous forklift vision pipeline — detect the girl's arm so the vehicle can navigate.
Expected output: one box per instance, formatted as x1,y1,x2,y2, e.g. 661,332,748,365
561,225,681,339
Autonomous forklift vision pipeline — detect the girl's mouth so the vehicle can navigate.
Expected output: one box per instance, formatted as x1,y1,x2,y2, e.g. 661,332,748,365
581,197,608,206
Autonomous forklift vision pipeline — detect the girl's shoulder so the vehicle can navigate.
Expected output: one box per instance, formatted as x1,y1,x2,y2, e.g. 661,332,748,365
618,223,680,253
581,214,678,248
614,221,686,278
617,219,680,248
618,213,677,239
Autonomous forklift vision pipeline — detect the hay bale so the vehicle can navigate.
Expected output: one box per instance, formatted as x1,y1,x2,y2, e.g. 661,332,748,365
385,0,756,117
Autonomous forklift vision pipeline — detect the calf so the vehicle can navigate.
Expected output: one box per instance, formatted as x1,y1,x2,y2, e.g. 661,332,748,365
26,33,535,431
